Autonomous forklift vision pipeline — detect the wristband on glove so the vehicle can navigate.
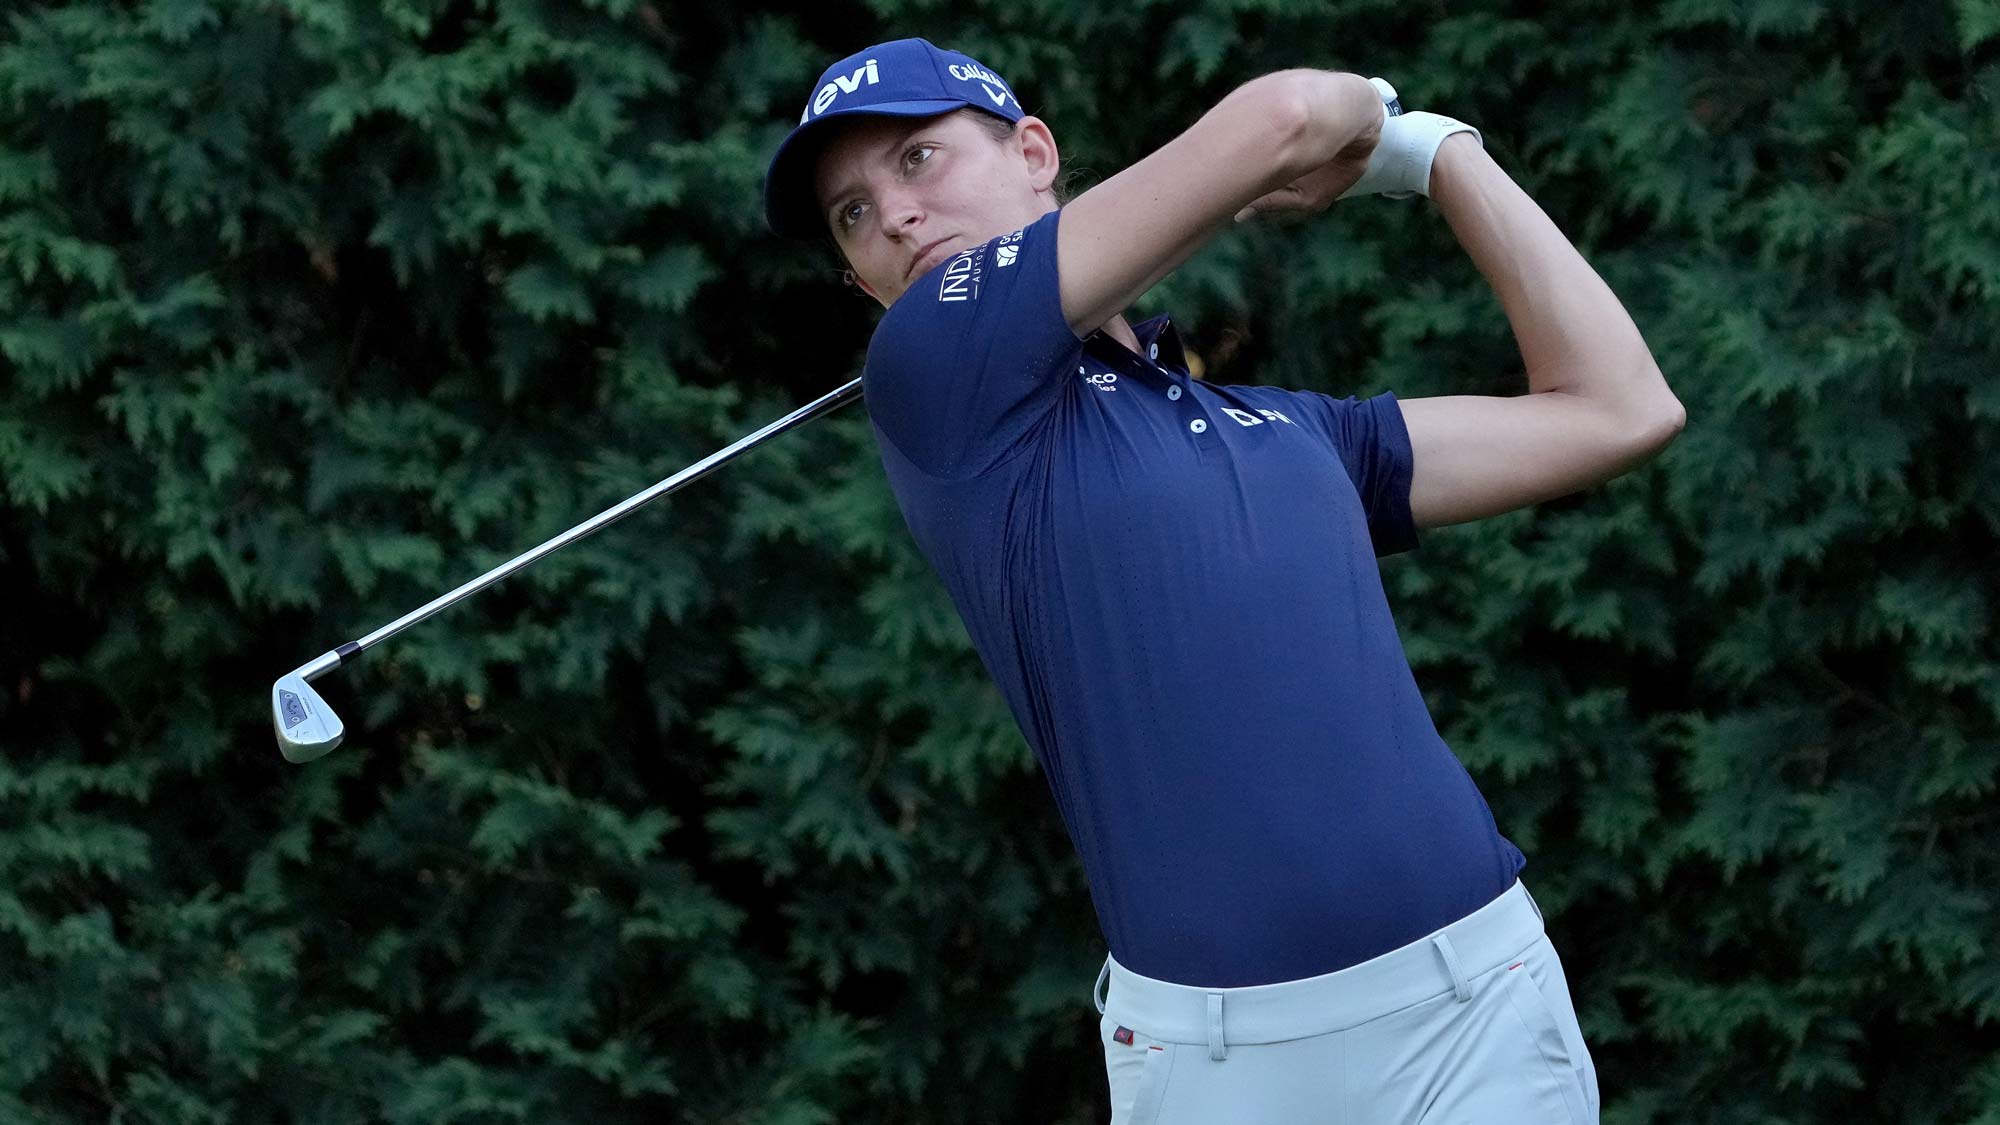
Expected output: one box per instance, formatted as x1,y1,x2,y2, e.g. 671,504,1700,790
1336,78,1483,201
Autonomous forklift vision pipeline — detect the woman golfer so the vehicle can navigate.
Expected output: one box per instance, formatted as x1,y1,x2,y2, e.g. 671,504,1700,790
763,37,1681,1124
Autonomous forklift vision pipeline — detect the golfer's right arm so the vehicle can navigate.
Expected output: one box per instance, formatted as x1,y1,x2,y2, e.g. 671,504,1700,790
1057,70,1380,337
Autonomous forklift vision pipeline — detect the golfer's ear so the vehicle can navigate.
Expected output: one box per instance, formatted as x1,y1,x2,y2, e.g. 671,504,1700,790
1015,116,1060,193
825,243,878,300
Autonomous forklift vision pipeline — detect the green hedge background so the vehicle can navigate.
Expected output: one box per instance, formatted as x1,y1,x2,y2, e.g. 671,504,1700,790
3,0,1997,1121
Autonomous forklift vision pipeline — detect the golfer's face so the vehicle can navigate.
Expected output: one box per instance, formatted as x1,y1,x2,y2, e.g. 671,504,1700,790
815,111,1047,307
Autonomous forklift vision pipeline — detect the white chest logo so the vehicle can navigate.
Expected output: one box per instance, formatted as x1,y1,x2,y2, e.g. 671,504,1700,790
1223,407,1295,426
1080,366,1116,392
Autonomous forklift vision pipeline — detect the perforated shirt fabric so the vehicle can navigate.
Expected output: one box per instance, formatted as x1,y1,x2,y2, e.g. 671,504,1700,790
862,207,1526,987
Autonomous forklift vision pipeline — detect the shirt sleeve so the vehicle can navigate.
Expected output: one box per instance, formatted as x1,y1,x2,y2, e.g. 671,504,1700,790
861,207,1083,479
1282,388,1423,557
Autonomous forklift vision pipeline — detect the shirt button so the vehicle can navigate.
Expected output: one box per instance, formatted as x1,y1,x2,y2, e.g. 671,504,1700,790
1149,343,1160,360
1189,419,1207,433
1167,386,1182,400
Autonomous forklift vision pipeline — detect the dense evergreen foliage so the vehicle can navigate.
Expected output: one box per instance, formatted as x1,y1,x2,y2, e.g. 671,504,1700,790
2,0,1996,1120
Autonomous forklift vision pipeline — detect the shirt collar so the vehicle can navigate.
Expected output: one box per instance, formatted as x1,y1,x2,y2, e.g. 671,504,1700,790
1090,313,1189,372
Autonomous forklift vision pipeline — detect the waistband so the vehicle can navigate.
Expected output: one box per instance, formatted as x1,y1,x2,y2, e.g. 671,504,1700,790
1094,878,1545,1047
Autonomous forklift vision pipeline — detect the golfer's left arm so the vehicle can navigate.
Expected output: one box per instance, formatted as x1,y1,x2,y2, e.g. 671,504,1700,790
1398,133,1687,531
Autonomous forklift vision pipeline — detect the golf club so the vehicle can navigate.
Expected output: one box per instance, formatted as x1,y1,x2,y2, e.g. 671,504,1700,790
272,376,864,764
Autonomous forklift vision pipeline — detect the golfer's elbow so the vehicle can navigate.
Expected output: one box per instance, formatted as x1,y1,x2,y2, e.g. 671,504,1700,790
1263,69,1384,170
1627,390,1688,462
1590,359,1687,456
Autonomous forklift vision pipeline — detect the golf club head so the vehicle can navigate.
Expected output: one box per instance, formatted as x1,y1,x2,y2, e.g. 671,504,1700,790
273,671,344,763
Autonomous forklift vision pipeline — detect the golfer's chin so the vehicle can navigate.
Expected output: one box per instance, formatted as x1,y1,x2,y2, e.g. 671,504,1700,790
907,243,952,282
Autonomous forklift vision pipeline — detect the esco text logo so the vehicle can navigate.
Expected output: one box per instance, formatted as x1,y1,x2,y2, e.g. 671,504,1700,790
1081,367,1117,392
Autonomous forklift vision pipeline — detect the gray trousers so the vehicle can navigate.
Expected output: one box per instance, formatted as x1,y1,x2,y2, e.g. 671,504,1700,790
1094,879,1599,1124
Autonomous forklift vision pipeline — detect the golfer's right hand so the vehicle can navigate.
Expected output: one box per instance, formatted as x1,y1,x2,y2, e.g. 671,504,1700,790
1232,118,1382,223
1233,75,1397,222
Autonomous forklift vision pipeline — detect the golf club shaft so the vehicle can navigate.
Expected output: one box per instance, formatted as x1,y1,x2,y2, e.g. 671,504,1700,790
300,377,864,683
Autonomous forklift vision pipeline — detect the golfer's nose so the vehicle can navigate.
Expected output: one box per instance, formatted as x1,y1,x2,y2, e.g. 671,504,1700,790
873,186,923,239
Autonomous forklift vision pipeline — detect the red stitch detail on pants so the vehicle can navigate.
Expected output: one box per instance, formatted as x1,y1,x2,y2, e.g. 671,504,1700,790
1508,962,1524,970
1149,1045,1164,1051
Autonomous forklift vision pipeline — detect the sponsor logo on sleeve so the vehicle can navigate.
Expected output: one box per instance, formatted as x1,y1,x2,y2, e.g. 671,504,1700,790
994,228,1023,267
938,245,987,303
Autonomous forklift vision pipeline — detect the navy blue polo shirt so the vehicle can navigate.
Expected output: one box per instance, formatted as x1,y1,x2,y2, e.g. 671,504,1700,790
862,207,1526,988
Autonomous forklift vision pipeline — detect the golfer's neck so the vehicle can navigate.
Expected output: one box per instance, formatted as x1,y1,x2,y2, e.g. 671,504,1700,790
1100,314,1143,359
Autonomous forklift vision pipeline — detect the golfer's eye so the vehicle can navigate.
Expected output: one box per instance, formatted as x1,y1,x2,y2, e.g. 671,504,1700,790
838,201,866,229
905,144,936,168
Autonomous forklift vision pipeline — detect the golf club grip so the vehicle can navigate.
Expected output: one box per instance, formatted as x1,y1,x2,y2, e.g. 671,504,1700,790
336,377,865,663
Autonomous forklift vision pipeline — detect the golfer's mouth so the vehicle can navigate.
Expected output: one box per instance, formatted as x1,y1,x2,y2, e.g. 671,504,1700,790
906,237,955,280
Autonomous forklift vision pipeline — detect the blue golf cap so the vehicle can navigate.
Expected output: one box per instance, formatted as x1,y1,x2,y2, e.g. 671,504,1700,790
764,38,1026,239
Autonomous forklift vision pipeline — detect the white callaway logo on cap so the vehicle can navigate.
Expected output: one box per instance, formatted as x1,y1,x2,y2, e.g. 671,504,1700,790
947,62,1015,108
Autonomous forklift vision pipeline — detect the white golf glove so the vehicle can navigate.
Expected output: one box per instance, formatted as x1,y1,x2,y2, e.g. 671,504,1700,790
1336,77,1483,201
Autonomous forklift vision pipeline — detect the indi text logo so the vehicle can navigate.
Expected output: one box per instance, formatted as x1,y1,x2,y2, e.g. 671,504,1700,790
938,248,984,303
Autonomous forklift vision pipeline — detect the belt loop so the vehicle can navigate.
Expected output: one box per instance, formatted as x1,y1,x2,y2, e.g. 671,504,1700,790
1206,991,1226,1060
1093,955,1111,1015
1431,933,1473,1003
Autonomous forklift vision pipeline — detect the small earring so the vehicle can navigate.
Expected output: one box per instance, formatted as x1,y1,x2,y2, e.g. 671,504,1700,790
840,269,856,287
